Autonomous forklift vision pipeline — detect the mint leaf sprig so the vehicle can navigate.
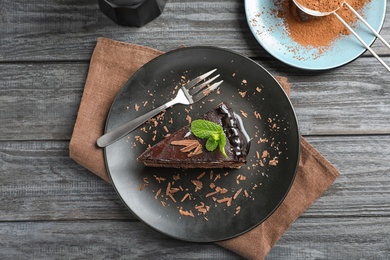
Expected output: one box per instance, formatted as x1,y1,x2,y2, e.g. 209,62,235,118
190,119,228,158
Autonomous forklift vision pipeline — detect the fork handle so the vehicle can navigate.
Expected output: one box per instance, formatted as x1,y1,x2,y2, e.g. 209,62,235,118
97,100,177,147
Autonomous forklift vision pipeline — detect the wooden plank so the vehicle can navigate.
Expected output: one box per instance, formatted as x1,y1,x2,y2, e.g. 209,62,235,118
1,0,389,61
0,220,242,259
0,62,87,140
280,59,390,136
267,217,390,259
0,135,389,221
1,57,390,140
0,217,388,259
303,136,390,218
0,0,260,61
0,140,132,221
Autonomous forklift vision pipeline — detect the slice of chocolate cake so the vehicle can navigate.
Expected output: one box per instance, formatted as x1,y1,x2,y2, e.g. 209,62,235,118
137,102,250,169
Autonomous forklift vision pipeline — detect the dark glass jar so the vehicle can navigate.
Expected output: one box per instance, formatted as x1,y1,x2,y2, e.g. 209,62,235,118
99,0,167,27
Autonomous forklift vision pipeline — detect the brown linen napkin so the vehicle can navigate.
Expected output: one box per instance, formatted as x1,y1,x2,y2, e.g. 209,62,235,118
70,37,340,259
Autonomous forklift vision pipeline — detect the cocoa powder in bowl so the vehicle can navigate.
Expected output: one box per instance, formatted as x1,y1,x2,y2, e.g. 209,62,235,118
277,0,372,49
295,0,345,13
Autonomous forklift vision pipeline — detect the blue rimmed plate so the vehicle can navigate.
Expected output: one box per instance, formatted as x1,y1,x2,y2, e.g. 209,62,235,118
245,0,386,70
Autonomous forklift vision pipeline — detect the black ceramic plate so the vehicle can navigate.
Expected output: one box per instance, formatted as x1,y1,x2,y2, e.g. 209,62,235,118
104,46,300,242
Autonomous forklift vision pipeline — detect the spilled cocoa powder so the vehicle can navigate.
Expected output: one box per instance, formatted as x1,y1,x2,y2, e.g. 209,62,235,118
276,0,372,49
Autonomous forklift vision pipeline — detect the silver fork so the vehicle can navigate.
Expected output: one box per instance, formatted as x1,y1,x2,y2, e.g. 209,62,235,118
97,69,223,147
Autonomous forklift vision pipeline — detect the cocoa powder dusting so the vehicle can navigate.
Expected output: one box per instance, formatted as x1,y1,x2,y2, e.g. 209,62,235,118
295,0,344,13
277,0,371,50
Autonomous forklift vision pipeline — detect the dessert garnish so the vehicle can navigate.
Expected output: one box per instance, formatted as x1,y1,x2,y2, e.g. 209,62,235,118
190,119,228,158
170,140,203,157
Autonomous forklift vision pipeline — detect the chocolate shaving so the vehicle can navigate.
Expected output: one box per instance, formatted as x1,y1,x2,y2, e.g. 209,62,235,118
197,172,206,180
191,180,203,192
181,193,190,202
154,188,161,199
179,208,194,217
233,188,243,200
171,139,203,157
168,193,177,203
205,191,218,198
195,202,210,215
217,197,232,206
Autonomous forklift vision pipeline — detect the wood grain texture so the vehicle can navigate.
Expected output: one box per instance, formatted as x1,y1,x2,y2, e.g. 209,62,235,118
0,221,242,259
1,136,389,221
0,62,87,140
1,57,390,140
0,217,388,259
0,0,390,61
267,217,390,259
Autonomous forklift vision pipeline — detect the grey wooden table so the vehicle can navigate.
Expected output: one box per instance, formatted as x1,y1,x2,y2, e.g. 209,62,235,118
1,0,389,259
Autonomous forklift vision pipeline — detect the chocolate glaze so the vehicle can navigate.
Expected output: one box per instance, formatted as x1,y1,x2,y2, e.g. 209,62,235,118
216,104,250,160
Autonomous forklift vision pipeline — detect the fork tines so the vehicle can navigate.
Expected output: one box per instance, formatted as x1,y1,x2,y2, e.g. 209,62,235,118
185,69,223,102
